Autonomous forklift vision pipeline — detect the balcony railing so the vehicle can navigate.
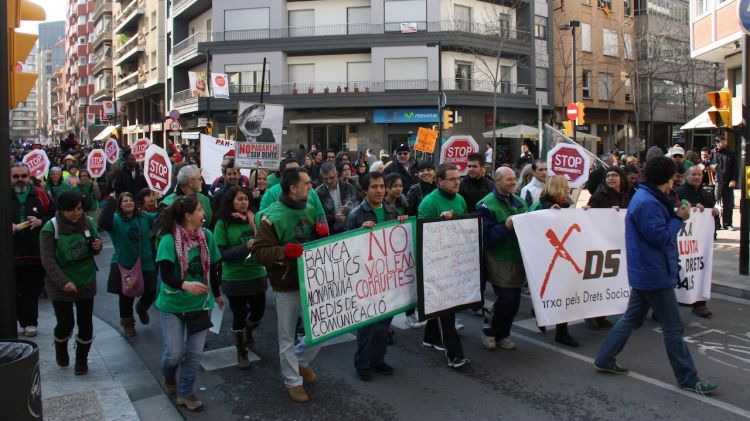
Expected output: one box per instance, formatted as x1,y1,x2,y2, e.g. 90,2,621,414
173,88,198,107
114,0,143,30
173,31,211,58
209,20,529,43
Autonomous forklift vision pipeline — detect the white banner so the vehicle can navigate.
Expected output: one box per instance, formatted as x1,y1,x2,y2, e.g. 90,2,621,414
675,211,714,303
299,220,417,345
211,73,229,99
514,209,715,326
236,102,283,169
189,71,209,97
199,134,251,184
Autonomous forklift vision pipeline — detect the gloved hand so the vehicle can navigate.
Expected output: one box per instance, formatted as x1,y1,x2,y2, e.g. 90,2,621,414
284,243,303,259
314,223,329,237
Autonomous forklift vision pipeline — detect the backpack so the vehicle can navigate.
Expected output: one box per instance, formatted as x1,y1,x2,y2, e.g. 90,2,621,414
32,186,51,214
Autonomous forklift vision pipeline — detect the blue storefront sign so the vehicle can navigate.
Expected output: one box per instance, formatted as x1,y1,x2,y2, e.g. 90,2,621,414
373,108,440,124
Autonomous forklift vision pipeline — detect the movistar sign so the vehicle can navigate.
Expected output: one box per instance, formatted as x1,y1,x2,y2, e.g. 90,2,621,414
373,108,440,123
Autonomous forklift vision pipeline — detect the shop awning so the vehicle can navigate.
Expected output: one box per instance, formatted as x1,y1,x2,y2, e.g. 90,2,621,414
181,132,201,140
482,124,539,139
680,97,742,130
289,118,366,125
92,125,120,141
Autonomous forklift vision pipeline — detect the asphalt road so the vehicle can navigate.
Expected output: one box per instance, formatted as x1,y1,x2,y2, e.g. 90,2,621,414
93,235,750,421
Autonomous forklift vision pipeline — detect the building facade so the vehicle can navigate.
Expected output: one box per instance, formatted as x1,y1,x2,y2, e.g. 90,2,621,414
168,0,553,161
91,0,114,125
36,21,66,139
10,47,39,140
553,0,637,154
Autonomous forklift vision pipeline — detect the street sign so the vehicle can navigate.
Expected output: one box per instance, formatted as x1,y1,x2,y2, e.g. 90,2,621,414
22,150,50,180
144,144,172,195
739,0,750,34
440,135,479,175
566,103,579,121
169,120,181,131
169,109,181,121
131,137,152,162
546,143,591,188
105,138,120,164
86,149,107,178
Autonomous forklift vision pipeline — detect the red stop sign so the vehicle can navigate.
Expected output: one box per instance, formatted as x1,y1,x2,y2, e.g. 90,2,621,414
566,103,578,121
22,150,50,179
87,149,107,178
132,138,151,161
145,146,172,194
547,143,591,188
440,135,479,174
105,138,120,164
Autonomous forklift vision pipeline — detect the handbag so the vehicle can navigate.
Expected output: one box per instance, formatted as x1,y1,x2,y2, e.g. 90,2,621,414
179,310,213,335
119,218,144,298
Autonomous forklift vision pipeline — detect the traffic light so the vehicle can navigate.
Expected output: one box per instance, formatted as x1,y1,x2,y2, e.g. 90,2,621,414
205,121,213,135
7,0,46,109
442,109,454,130
707,88,732,129
576,102,586,125
562,121,574,137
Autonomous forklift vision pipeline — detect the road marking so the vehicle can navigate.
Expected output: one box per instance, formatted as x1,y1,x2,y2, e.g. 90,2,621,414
510,330,750,419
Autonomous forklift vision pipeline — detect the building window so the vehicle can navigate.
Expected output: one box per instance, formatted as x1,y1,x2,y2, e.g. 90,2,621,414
78,37,86,45
582,0,591,5
346,62,371,89
624,0,632,15
603,29,619,57
225,8,270,34
582,71,592,98
535,68,547,89
695,0,709,15
347,7,370,34
497,13,511,37
581,23,591,52
226,64,270,93
79,57,87,65
454,5,472,32
384,57,427,90
624,78,633,102
384,0,427,32
534,16,547,39
500,65,512,93
598,73,613,100
623,33,633,60
289,9,314,37
455,61,472,90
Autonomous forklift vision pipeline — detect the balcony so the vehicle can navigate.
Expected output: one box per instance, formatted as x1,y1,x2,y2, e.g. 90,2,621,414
114,36,145,66
92,86,113,102
117,73,147,100
92,1,112,22
172,0,211,20
116,71,140,89
92,57,112,75
93,26,112,47
114,0,144,34
172,31,210,68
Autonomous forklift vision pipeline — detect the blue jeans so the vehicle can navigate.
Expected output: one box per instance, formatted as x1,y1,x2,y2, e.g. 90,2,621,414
595,287,699,387
354,317,393,369
159,311,209,397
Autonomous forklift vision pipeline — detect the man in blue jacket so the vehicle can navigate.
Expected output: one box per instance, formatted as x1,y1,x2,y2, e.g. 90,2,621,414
594,156,718,395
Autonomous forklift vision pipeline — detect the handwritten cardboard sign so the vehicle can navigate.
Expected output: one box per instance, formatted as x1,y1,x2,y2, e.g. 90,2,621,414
414,127,438,153
417,216,483,320
298,219,418,346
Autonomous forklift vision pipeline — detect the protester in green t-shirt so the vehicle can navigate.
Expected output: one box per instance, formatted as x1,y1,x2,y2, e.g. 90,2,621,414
40,190,103,376
213,186,268,370
154,194,223,412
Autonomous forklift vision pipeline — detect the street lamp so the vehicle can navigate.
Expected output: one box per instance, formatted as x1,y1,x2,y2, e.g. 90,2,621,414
559,20,580,142
427,41,444,163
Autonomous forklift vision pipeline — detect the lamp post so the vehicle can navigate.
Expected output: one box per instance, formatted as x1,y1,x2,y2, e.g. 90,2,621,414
559,20,580,142
428,41,444,163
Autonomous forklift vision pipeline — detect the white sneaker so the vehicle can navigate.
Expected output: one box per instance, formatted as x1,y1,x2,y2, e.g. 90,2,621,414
481,334,496,350
497,338,516,350
23,326,38,337
405,314,424,329
454,318,465,332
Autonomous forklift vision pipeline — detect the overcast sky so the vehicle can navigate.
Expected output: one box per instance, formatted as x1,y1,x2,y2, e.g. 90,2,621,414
19,2,68,34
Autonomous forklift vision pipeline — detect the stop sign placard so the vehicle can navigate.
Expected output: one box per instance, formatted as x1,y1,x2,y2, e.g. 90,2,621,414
132,138,152,162
546,143,591,188
566,103,578,121
105,138,120,164
87,149,107,178
144,144,172,195
22,150,50,180
440,135,479,175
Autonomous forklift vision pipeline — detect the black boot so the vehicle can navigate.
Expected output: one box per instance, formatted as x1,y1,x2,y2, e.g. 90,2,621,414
233,330,251,370
554,324,579,347
54,335,70,367
244,320,260,351
135,298,150,325
74,336,93,375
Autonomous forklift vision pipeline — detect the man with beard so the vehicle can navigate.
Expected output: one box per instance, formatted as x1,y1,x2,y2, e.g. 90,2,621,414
238,104,276,143
384,144,418,192
11,163,54,337
459,153,494,212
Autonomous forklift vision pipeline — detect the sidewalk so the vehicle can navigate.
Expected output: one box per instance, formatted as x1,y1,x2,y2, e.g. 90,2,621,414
36,300,182,421
711,190,748,298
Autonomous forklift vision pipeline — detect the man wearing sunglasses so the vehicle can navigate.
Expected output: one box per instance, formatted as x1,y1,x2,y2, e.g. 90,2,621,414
384,144,418,192
11,163,55,337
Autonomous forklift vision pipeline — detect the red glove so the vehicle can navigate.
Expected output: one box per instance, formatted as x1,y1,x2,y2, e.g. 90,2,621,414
314,223,329,237
284,243,303,259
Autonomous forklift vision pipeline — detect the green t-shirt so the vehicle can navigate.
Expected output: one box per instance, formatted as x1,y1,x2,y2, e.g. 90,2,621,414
16,186,30,222
257,184,326,226
160,192,213,227
74,182,99,211
213,219,267,281
372,206,386,223
40,216,99,287
154,229,221,313
418,189,468,219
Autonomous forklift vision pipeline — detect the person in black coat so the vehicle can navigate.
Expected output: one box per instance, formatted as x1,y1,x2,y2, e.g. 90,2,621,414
405,160,437,216
315,162,357,234
114,153,147,196
383,144,418,192
459,153,494,212
712,136,738,230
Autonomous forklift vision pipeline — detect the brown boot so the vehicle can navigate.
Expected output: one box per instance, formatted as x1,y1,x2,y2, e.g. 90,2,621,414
287,385,310,403
233,330,251,370
120,317,136,337
299,366,316,384
163,377,177,396
54,335,70,367
74,336,92,375
135,299,150,325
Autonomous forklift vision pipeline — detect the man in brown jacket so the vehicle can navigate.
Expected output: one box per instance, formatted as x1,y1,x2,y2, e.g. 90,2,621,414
252,167,327,403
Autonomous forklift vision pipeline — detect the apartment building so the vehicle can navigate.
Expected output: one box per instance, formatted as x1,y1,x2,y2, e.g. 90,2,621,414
64,0,103,143
113,0,167,145
36,21,66,139
51,68,67,140
10,47,39,140
635,0,720,149
91,0,114,122
553,0,636,153
168,0,553,157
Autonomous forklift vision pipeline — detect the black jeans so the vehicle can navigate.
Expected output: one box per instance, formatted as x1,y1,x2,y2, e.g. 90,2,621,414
227,293,266,331
483,286,521,340
117,271,157,319
52,297,94,341
718,183,734,227
423,313,464,360
16,266,45,328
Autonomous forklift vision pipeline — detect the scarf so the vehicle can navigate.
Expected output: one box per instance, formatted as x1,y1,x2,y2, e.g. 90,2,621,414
231,211,258,235
173,224,210,286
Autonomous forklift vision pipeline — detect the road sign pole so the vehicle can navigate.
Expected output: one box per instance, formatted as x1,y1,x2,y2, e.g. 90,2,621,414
740,33,749,275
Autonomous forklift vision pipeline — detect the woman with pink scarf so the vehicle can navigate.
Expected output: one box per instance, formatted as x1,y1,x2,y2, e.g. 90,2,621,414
154,194,224,412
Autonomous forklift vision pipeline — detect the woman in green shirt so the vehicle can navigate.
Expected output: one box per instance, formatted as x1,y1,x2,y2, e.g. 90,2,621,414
214,186,269,370
76,169,102,218
155,194,223,412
